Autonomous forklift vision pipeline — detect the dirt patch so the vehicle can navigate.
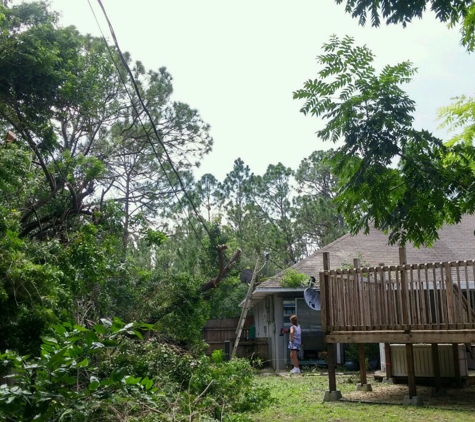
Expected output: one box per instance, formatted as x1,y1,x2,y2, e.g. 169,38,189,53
342,378,475,409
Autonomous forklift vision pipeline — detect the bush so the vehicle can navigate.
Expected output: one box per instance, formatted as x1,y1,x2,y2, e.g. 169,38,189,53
189,355,271,418
280,269,307,288
0,319,271,421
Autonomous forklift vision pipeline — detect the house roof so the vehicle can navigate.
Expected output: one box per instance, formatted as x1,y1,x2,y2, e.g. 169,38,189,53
252,214,475,302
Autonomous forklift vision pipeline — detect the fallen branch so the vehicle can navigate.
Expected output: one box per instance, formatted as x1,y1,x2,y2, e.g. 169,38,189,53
200,245,242,293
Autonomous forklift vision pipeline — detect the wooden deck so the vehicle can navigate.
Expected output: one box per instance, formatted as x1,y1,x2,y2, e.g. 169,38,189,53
320,253,475,344
319,249,475,402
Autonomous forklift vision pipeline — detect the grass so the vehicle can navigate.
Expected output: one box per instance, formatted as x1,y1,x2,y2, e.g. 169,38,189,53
245,369,475,421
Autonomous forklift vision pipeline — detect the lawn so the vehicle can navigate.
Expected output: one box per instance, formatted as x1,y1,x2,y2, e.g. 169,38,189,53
247,370,475,422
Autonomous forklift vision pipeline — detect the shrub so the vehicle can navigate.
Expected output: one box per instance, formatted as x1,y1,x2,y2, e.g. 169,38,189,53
0,319,271,421
280,269,307,288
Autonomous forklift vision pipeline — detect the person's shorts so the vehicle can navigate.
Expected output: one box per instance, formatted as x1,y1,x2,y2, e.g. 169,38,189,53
288,341,300,351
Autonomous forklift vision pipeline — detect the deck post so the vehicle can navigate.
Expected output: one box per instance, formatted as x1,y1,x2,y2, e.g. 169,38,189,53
405,343,418,399
383,343,395,383
403,343,423,406
452,343,463,388
324,343,342,401
431,344,446,396
322,252,342,402
357,343,372,391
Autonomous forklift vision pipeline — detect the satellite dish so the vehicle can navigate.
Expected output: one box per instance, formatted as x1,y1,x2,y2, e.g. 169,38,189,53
304,276,320,311
240,268,253,283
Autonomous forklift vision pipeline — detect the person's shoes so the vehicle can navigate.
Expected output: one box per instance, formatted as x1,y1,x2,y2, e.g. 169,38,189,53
290,367,301,374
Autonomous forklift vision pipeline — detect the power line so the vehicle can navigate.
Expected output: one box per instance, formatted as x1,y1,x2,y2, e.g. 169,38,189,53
88,0,219,253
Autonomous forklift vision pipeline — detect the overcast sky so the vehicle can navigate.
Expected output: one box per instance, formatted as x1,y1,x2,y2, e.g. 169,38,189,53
23,0,475,180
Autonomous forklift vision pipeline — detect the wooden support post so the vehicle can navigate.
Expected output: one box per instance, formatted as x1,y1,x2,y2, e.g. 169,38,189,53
327,342,337,392
431,344,446,396
321,252,331,332
358,344,367,385
322,252,342,402
356,343,372,391
324,341,342,401
384,343,394,382
406,343,417,398
324,252,336,393
452,343,463,388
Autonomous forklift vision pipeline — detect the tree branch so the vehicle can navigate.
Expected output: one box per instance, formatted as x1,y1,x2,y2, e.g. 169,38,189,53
200,246,242,293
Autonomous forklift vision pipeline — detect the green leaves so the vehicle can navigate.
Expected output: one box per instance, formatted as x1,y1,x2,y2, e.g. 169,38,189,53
335,0,475,51
280,269,308,288
295,35,475,247
0,318,156,420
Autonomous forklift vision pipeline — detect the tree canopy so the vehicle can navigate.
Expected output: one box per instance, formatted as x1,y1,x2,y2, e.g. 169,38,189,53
294,35,475,247
335,0,475,50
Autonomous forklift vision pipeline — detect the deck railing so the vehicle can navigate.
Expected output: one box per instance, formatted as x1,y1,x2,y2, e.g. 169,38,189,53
319,260,475,332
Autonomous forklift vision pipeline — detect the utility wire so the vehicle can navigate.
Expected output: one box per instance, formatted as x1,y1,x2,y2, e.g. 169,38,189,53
89,0,218,252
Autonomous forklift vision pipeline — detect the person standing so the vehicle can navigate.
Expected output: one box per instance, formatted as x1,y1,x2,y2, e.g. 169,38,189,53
288,314,301,374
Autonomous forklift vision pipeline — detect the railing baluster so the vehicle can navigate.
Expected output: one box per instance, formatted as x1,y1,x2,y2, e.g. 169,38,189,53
439,264,448,328
465,262,473,328
455,261,463,326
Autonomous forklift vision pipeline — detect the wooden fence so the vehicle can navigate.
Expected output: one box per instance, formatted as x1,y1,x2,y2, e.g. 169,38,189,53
203,317,268,361
320,260,475,335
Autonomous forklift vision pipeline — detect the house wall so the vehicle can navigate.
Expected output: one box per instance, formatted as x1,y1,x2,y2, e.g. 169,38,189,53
253,300,267,338
274,296,286,370
253,292,345,370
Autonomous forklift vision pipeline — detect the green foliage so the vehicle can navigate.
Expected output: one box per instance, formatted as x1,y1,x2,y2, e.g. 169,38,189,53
144,229,167,247
211,349,226,364
0,320,271,421
0,205,67,355
280,269,308,288
461,2,475,51
208,277,249,319
294,149,346,250
148,273,210,346
98,336,271,419
335,0,475,51
0,319,155,421
294,35,475,247
345,343,360,361
438,95,475,147
189,357,271,418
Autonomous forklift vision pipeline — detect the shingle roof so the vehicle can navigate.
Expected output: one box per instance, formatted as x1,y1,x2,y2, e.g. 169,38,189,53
255,213,475,291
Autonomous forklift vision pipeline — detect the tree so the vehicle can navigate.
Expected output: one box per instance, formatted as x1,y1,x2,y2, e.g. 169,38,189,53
294,35,475,247
195,173,220,223
247,163,302,265
438,95,475,147
217,158,253,244
0,3,113,239
103,64,212,249
294,150,346,251
0,2,213,247
0,2,218,352
335,0,475,51
0,143,67,354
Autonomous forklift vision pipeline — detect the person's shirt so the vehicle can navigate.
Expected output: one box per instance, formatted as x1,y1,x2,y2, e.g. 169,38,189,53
292,325,302,347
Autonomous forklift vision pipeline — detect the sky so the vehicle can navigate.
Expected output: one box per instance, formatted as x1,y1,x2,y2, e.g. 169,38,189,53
22,0,475,181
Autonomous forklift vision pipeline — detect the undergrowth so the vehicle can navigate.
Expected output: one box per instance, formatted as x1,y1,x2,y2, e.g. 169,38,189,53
0,320,271,421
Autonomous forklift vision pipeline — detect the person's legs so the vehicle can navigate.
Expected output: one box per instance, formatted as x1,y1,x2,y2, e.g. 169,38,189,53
291,349,299,369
